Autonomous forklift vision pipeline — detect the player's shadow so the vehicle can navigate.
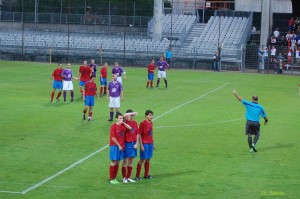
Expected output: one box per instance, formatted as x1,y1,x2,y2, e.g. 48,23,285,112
153,170,200,178
259,143,294,152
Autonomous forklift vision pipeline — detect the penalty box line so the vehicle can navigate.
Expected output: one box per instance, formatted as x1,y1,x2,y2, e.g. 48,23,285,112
11,82,228,195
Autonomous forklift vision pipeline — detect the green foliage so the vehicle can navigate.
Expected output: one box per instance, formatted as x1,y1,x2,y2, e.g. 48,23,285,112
0,61,300,199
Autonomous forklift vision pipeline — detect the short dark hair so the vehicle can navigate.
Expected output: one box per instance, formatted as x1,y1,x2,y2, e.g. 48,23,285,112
145,110,153,116
252,96,258,101
126,109,134,113
115,112,123,118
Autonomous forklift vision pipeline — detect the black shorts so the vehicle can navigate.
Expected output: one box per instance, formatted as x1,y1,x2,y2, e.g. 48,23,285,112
245,120,260,135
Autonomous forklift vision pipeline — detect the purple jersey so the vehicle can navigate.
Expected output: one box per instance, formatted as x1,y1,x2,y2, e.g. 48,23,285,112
108,80,123,97
62,69,73,81
157,61,168,71
89,64,97,77
112,67,124,77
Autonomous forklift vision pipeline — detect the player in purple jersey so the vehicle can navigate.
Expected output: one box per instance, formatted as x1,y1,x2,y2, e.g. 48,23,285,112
107,74,124,121
89,59,97,77
112,62,126,84
155,57,169,88
62,63,78,102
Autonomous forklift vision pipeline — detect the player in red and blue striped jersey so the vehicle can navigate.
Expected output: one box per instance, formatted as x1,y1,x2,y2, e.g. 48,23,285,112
82,76,99,121
135,110,154,180
78,60,92,96
49,63,63,102
109,112,132,184
121,110,139,183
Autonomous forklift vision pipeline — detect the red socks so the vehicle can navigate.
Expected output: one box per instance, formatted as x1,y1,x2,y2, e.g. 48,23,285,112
127,166,133,179
51,91,55,101
122,166,127,178
114,165,119,179
89,112,92,117
109,165,115,180
56,91,61,99
100,87,103,95
144,162,150,177
136,163,142,178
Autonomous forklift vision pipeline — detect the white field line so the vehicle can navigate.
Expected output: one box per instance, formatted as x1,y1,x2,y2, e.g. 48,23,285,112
154,83,230,121
155,118,244,129
1,82,229,195
0,190,23,194
20,145,108,194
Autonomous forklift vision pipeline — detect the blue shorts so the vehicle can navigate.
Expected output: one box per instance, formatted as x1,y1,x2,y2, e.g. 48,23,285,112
110,146,124,161
124,142,137,158
53,80,62,90
100,78,107,86
79,81,87,87
85,95,94,106
148,73,154,81
140,143,153,160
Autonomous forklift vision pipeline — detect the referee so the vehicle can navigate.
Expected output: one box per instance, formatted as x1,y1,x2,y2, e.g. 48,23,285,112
232,89,268,152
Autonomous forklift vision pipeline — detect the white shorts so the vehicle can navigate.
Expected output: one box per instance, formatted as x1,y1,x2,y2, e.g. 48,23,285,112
63,81,74,91
117,77,122,84
158,70,166,78
109,96,120,108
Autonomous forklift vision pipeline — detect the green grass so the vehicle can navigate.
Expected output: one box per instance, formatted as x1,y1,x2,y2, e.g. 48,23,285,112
0,61,299,199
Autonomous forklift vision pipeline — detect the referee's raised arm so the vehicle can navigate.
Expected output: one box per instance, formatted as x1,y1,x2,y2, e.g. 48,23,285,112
232,89,243,102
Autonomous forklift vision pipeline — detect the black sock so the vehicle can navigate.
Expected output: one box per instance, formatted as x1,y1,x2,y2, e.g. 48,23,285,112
164,79,168,87
156,79,160,87
248,136,252,148
254,134,260,145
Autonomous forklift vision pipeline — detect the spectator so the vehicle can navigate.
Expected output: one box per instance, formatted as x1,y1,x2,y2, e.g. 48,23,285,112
263,47,269,64
288,17,294,31
278,53,284,74
296,48,300,64
270,46,277,63
287,47,293,64
293,21,298,32
251,26,256,44
270,36,276,45
286,31,292,40
257,48,264,73
281,36,287,46
273,28,280,39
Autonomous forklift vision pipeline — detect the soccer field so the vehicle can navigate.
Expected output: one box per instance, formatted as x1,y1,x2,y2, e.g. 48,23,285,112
0,61,299,199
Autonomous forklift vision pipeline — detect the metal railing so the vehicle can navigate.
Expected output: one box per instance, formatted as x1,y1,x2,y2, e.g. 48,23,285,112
1,12,151,27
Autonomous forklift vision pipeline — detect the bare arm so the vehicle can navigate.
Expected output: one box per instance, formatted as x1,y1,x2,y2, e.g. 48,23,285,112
123,112,138,117
122,122,132,130
232,89,243,102
264,116,268,125
111,137,122,150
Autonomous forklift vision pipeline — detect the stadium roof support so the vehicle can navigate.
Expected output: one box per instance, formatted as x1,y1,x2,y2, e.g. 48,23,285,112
153,0,162,41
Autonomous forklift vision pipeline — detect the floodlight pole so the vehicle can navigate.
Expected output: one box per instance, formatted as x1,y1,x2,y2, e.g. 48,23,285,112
170,0,173,48
123,0,127,68
21,0,24,60
218,12,221,71
67,0,70,62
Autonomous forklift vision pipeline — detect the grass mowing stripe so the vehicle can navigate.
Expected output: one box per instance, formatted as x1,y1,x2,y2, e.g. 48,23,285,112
14,82,229,195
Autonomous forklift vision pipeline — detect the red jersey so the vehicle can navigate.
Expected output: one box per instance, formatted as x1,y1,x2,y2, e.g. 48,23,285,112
100,67,107,78
52,68,63,81
139,119,153,144
84,81,97,96
109,123,126,148
79,66,92,82
124,120,139,142
148,63,155,74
